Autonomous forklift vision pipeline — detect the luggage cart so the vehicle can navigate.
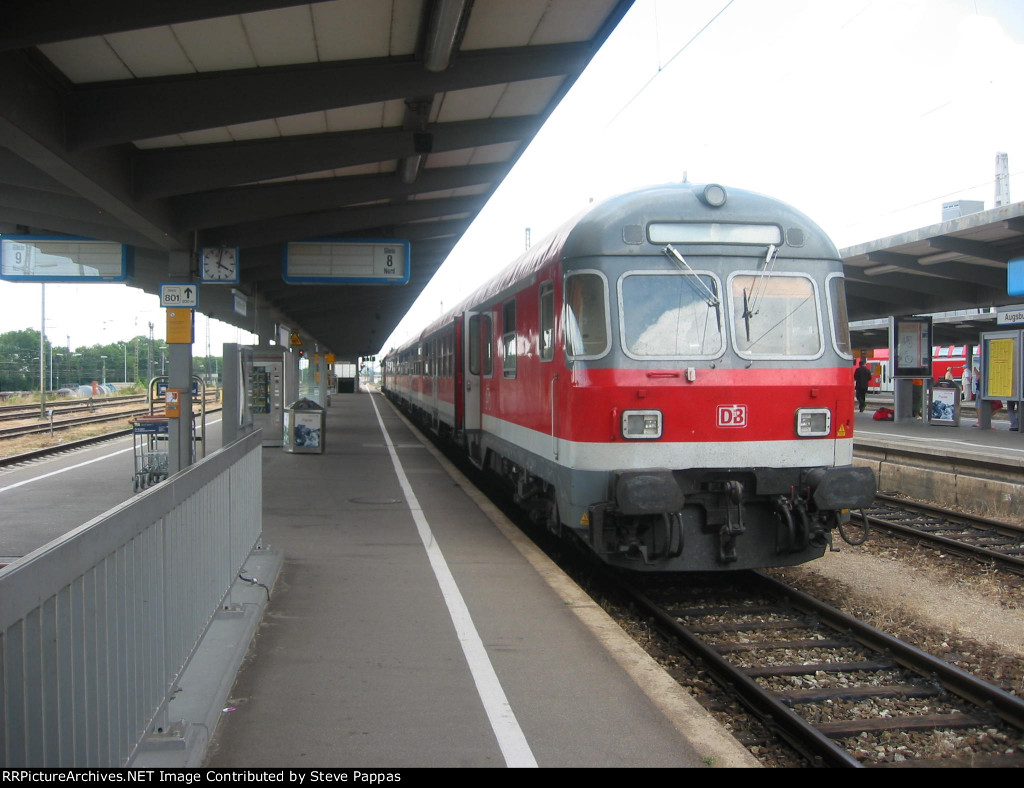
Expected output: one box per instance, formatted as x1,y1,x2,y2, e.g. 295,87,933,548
131,415,169,492
148,375,207,460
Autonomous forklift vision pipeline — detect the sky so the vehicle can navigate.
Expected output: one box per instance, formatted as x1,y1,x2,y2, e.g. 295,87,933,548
1,0,1022,358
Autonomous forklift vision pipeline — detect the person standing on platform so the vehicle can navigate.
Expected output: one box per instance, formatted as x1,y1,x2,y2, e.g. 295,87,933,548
961,365,972,401
854,358,871,413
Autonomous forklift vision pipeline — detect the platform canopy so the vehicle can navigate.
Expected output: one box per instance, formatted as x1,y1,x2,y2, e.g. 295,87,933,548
844,201,1024,347
0,0,632,358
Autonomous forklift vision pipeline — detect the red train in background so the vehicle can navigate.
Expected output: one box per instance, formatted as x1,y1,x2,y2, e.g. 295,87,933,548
864,346,978,393
382,183,875,572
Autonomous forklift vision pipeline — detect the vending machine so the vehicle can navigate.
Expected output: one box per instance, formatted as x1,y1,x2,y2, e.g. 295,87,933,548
223,344,298,446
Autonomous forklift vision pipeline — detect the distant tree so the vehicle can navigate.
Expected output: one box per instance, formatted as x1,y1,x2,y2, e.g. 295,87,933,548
0,328,222,392
0,328,46,391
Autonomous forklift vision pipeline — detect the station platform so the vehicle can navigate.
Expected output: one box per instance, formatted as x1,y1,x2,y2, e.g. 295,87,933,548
850,397,1023,523
164,389,756,769
854,397,1023,453
853,394,1024,469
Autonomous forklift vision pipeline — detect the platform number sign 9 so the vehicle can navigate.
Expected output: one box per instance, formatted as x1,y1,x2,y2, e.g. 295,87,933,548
0,237,128,281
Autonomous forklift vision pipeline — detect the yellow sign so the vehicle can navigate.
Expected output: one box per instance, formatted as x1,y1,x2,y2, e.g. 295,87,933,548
986,337,1016,398
326,354,335,365
166,308,193,344
837,424,847,437
289,332,303,347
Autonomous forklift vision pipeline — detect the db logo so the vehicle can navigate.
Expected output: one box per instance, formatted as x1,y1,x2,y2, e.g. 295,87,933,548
717,405,747,428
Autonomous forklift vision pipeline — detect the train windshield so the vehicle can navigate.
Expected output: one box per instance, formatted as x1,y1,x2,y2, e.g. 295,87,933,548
728,273,822,358
619,272,724,358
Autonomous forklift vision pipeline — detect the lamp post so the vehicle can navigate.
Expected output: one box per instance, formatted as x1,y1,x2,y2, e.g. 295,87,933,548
100,355,108,386
39,284,46,419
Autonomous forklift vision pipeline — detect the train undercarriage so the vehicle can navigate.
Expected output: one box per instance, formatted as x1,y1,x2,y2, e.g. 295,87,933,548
586,466,876,571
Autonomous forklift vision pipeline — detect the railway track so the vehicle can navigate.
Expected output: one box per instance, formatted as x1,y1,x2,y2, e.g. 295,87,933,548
0,407,153,439
0,405,222,469
858,496,1024,575
0,394,220,440
617,570,1024,767
0,393,147,422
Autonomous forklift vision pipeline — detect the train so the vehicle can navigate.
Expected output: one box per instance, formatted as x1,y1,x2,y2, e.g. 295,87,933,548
382,183,876,572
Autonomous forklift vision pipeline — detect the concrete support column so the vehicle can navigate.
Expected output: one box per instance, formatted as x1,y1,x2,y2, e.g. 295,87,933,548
893,379,913,422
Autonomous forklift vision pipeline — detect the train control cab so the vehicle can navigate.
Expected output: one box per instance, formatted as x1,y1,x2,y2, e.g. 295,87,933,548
383,183,876,572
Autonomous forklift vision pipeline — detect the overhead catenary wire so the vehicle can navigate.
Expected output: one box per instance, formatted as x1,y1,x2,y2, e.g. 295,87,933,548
604,0,737,130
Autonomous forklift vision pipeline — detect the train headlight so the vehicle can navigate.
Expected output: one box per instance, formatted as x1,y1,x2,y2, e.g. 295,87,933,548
622,409,663,439
700,183,728,207
795,408,831,438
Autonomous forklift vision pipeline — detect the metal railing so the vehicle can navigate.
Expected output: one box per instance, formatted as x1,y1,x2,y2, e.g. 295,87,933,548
0,430,263,767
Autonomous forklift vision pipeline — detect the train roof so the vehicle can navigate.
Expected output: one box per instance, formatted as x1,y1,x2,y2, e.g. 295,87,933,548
391,182,839,354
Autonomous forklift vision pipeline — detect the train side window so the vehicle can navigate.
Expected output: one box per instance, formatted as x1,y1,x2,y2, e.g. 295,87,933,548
503,300,517,378
825,274,853,359
564,271,610,359
540,282,554,362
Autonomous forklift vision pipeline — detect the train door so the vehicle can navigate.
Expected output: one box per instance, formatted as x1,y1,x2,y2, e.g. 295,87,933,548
877,359,893,392
464,311,492,464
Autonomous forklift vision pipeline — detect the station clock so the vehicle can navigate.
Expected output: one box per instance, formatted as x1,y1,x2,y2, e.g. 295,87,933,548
200,246,239,283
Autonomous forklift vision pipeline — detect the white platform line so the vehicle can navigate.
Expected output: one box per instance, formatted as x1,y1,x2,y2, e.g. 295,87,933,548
0,445,133,494
368,393,538,768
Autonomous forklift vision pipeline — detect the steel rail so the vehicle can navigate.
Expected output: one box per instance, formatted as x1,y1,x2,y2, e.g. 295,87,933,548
0,408,152,438
860,497,1024,574
614,570,1024,768
753,571,1024,732
0,430,133,468
621,574,861,768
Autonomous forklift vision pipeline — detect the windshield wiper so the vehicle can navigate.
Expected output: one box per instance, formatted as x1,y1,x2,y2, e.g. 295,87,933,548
662,245,720,307
742,288,754,342
748,243,779,316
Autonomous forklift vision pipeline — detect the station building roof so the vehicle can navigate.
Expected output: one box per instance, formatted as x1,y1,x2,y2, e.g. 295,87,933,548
1,1,1020,359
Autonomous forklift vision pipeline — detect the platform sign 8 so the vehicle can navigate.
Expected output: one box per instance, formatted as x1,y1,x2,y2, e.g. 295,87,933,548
283,238,410,285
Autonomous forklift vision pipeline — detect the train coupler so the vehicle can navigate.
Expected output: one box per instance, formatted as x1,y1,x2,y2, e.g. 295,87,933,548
588,504,683,565
717,480,745,563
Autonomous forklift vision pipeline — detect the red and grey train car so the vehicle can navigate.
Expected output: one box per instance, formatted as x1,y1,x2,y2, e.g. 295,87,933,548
383,183,875,572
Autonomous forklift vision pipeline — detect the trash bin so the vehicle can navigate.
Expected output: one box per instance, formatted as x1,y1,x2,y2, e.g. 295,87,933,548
283,398,325,453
